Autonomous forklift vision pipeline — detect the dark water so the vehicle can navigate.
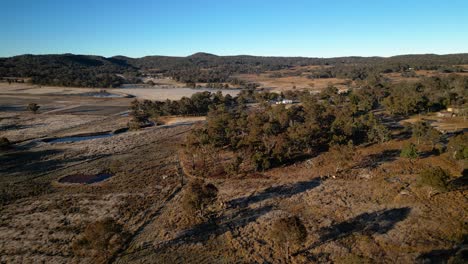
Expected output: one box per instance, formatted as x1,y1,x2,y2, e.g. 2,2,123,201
58,173,113,184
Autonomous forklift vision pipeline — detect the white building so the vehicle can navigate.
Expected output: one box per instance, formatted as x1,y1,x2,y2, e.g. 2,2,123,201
275,99,293,105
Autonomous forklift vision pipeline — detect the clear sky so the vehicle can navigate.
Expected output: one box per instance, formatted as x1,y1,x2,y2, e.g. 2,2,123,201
1,0,467,58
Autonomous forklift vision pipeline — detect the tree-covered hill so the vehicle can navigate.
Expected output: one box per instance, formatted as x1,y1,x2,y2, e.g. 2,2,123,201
1,53,468,87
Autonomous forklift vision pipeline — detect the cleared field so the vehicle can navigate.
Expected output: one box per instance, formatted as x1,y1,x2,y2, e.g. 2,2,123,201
383,70,468,83
0,83,240,101
233,73,351,92
119,87,240,100
401,114,468,133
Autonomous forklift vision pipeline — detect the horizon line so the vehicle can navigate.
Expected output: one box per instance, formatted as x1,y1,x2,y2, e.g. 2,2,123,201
2,51,468,60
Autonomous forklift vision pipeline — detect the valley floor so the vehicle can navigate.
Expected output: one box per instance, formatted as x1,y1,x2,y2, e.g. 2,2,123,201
0,90,466,264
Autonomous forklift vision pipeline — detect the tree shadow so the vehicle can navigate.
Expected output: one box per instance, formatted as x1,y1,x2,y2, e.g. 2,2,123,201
416,248,461,264
130,205,274,258
169,205,274,246
355,149,400,169
295,207,411,256
418,149,440,159
0,149,109,176
226,179,321,209
128,180,321,257
450,173,468,191
0,123,44,131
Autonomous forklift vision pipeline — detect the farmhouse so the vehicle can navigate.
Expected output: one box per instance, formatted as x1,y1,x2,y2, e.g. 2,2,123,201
437,111,454,118
446,106,463,115
275,99,293,105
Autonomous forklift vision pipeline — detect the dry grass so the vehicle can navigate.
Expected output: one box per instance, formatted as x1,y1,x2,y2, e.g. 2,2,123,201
1,89,466,263
401,113,468,133
233,73,351,92
383,70,468,83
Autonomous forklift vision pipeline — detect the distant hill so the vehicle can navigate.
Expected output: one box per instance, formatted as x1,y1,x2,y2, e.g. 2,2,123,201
1,53,468,87
0,54,138,87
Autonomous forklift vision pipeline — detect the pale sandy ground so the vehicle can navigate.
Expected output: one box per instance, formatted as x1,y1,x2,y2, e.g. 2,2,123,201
0,83,104,95
401,114,468,133
0,83,240,100
119,87,240,100
159,116,206,125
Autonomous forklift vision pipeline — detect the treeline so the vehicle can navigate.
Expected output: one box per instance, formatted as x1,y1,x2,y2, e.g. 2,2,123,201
130,91,236,118
182,74,466,175
2,52,468,87
0,54,139,87
382,74,467,116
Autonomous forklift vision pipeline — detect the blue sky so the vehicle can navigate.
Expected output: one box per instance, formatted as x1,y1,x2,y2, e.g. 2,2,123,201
1,0,467,58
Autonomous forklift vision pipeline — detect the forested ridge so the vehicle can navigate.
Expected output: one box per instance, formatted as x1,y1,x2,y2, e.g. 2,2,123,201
1,52,468,87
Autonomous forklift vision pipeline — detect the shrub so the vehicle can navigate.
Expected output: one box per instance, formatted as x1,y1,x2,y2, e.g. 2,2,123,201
418,167,451,192
108,159,123,174
0,137,11,150
224,155,243,176
270,215,307,259
181,180,218,220
447,133,468,160
400,143,419,159
27,103,40,113
72,218,128,262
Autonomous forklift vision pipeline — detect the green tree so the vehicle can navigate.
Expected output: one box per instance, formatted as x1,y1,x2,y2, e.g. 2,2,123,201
447,133,468,160
412,121,428,145
400,143,419,159
418,167,451,193
412,121,441,149
128,99,150,130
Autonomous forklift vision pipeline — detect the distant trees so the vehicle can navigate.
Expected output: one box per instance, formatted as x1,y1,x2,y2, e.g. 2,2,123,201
27,103,40,114
185,90,390,175
132,91,236,120
3,53,468,88
382,76,467,117
383,82,429,116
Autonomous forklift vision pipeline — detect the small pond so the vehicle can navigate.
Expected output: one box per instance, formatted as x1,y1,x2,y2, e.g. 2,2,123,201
58,173,113,184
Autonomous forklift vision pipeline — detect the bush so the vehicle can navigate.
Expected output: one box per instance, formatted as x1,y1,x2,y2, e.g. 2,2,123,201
270,215,307,259
224,155,243,176
181,180,218,220
72,218,128,262
27,103,40,113
418,167,451,192
400,143,419,159
447,133,468,160
108,159,123,174
0,137,11,150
